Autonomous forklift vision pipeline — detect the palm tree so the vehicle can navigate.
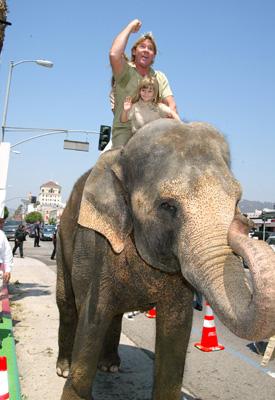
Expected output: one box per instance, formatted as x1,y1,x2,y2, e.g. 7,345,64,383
0,0,9,54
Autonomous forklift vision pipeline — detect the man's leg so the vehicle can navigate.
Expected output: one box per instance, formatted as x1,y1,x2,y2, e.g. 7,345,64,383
12,242,18,255
19,242,24,258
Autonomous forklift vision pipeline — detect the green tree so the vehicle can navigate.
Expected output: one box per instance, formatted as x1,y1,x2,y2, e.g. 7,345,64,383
48,217,57,225
25,211,43,224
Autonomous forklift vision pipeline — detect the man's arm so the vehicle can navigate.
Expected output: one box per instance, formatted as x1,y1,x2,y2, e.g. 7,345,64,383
109,19,142,76
163,95,178,115
169,108,181,121
159,102,180,121
156,71,179,115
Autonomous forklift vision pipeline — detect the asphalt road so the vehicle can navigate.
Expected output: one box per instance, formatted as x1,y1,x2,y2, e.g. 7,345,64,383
13,235,57,270
14,237,275,400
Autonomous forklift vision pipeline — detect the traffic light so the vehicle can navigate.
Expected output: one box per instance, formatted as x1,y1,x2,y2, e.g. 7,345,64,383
98,125,111,151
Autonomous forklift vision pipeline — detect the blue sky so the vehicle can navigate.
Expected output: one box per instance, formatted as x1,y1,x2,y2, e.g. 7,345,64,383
0,0,274,210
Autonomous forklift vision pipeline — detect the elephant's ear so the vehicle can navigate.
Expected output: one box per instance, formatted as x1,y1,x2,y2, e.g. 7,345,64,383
78,149,132,253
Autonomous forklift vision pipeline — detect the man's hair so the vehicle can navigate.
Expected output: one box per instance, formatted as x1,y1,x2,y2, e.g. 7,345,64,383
131,32,157,63
131,75,160,104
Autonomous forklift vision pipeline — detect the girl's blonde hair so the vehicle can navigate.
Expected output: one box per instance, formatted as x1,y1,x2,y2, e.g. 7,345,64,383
131,76,160,104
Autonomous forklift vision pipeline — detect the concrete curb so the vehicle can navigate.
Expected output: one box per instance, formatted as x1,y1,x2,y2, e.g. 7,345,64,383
0,285,21,400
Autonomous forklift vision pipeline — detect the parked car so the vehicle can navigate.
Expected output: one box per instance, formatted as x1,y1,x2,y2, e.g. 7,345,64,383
28,224,38,238
266,235,275,252
40,225,56,241
23,223,33,237
250,230,274,241
3,220,22,240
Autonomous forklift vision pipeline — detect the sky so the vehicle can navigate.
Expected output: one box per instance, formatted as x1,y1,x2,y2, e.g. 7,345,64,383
0,0,274,211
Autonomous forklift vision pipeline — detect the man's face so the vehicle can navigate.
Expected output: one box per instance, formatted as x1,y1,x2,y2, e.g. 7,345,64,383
133,39,155,68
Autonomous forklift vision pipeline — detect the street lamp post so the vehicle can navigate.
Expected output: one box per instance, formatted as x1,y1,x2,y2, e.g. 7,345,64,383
1,59,53,142
0,59,53,217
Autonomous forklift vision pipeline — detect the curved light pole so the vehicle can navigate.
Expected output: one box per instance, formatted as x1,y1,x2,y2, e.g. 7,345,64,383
1,59,54,142
0,59,53,217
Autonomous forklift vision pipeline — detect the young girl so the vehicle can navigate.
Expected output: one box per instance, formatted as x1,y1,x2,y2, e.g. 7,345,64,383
120,75,180,134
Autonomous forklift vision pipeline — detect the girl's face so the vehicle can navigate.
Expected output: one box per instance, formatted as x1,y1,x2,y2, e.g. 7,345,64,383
140,86,155,102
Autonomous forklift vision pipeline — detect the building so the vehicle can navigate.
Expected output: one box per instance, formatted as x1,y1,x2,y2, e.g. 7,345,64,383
39,181,62,208
37,181,65,223
246,208,275,240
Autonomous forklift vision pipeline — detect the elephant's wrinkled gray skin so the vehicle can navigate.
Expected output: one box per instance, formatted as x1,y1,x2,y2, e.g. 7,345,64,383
56,119,275,400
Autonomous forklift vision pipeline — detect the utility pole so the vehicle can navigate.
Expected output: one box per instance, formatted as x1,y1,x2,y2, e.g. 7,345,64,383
0,142,10,217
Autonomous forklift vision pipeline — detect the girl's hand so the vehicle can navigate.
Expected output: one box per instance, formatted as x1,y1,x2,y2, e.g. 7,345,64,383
3,272,11,284
123,96,132,112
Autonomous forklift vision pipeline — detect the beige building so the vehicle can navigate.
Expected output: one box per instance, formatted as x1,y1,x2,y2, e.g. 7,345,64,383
39,181,62,207
38,181,64,222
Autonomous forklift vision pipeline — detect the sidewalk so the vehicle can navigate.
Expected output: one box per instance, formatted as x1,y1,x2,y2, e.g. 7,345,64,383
9,257,65,399
10,256,195,400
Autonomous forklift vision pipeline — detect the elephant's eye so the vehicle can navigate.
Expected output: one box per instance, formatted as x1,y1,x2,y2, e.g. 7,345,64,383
159,201,177,217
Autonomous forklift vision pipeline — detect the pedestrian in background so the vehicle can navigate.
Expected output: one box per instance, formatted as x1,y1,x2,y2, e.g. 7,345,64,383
12,224,27,258
0,227,13,285
51,226,57,260
34,221,41,247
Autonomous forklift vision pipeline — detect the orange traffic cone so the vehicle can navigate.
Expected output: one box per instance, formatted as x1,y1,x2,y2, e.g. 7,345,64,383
194,301,224,352
145,307,156,318
0,356,9,399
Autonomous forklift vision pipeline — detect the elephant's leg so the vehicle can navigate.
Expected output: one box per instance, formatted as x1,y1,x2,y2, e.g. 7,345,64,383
60,293,114,400
153,288,193,400
56,248,78,378
98,313,123,372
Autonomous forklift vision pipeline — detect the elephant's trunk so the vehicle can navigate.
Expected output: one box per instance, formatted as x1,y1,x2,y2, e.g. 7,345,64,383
227,217,275,339
180,217,275,341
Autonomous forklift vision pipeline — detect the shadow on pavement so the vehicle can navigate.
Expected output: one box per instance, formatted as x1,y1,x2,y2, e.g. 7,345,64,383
92,344,201,400
8,281,51,301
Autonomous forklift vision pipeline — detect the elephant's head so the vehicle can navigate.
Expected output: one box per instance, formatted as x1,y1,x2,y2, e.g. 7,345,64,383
78,119,275,341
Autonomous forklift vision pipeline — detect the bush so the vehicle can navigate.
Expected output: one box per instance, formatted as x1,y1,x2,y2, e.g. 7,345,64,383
25,211,43,224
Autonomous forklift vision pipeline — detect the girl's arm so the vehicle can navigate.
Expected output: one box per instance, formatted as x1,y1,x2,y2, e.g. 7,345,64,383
120,96,132,122
120,109,129,123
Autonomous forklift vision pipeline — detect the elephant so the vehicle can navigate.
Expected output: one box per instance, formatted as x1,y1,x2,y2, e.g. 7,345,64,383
56,119,275,400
